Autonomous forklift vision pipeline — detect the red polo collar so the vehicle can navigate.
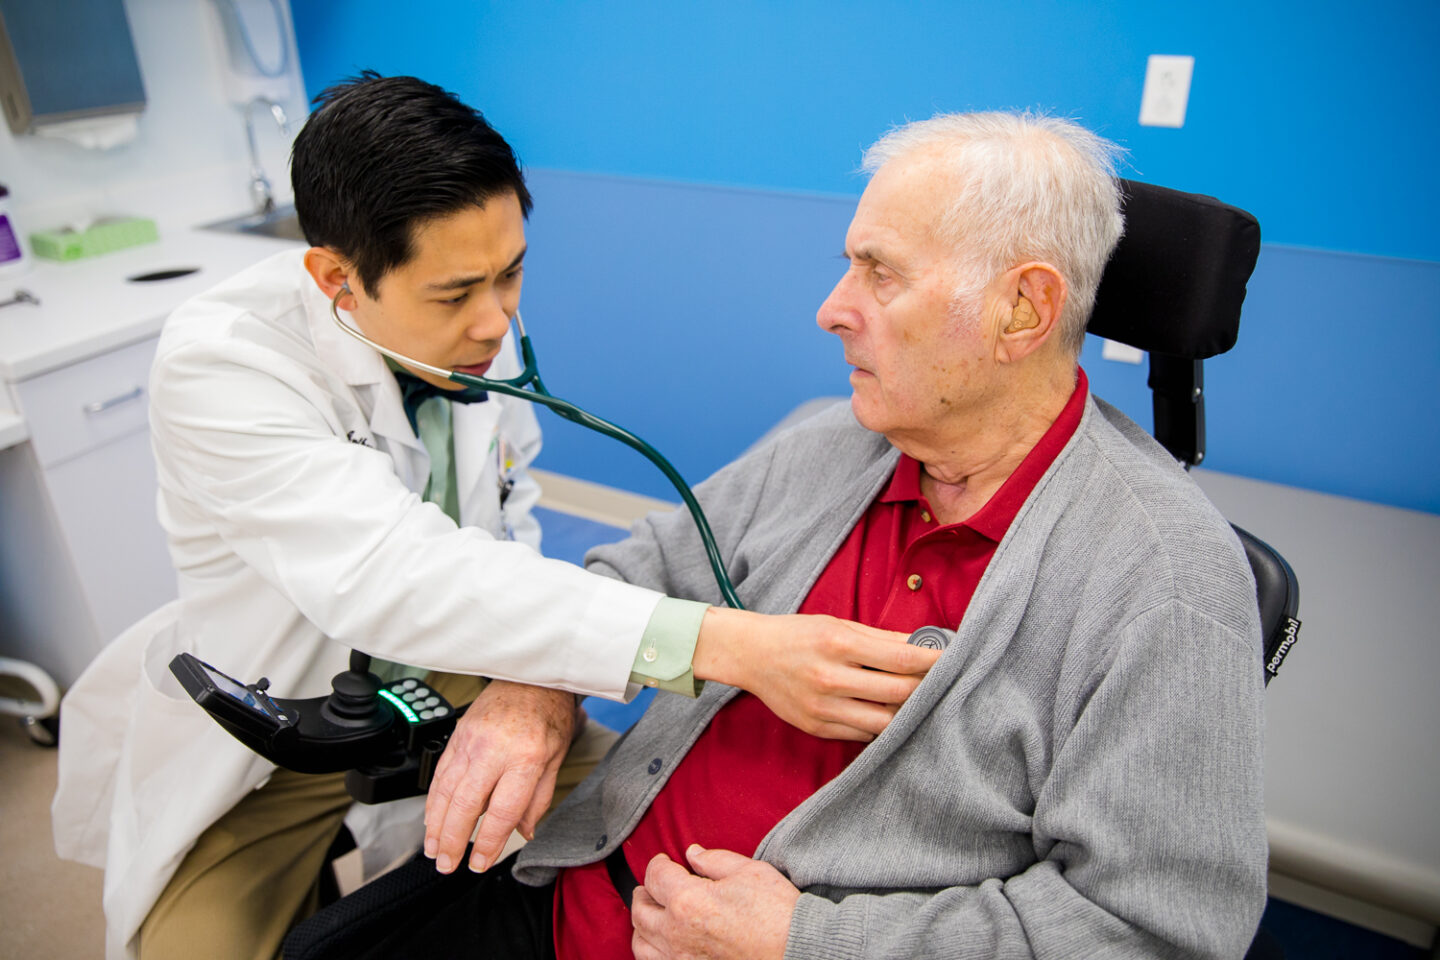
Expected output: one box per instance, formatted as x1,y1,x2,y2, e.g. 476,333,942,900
878,367,1090,541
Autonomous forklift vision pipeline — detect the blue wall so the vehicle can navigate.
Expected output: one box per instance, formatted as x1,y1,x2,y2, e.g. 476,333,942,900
291,1,1440,514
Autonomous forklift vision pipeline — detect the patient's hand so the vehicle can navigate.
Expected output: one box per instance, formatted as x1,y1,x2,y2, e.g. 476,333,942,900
694,607,942,741
632,845,798,960
423,679,578,874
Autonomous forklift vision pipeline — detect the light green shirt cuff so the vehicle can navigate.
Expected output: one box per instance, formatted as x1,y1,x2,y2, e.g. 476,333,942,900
629,597,708,697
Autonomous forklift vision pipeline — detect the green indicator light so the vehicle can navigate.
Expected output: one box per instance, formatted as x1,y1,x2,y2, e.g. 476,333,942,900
378,689,420,723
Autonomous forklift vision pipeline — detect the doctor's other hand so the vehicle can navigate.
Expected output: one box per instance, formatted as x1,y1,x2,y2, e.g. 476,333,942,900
692,607,940,742
423,679,578,874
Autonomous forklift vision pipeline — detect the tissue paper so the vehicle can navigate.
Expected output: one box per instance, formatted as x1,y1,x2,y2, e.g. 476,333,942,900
34,113,140,151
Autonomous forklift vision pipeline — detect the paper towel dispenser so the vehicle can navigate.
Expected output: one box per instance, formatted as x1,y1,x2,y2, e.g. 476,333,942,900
0,0,147,135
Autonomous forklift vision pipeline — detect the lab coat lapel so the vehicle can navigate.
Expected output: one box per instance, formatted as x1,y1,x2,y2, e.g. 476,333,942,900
366,381,430,493
305,286,429,492
454,398,502,533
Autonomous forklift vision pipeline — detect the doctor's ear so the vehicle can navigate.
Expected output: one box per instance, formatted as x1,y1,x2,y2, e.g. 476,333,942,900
302,247,358,306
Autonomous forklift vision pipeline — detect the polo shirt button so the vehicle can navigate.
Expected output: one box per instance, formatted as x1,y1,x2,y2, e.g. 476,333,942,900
907,573,923,591
647,758,663,775
920,510,932,523
595,834,608,851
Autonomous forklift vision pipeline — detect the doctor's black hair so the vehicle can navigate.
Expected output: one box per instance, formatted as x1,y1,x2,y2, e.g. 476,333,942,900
291,70,533,298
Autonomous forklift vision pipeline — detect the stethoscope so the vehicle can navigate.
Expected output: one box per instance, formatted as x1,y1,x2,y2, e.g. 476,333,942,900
331,285,742,609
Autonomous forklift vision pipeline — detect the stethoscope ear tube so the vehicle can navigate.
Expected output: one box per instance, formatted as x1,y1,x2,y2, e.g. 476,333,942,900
330,289,742,609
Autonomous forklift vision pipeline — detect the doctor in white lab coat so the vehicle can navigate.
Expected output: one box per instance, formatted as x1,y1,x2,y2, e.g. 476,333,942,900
51,74,936,960
50,236,669,955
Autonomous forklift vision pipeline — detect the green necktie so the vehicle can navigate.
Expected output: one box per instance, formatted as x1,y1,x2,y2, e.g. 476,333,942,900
389,363,489,524
413,395,461,524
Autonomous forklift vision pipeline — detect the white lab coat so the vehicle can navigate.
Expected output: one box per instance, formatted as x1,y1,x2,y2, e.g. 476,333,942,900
50,250,662,959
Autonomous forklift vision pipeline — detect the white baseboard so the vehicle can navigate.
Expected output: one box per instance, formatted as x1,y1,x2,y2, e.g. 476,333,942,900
1267,870,1436,948
531,468,675,528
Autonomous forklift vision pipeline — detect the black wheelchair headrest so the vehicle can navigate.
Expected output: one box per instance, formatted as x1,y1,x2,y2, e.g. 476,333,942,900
1087,179,1261,359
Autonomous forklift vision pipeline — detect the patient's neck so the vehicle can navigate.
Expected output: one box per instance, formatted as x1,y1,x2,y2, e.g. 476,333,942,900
903,365,1075,525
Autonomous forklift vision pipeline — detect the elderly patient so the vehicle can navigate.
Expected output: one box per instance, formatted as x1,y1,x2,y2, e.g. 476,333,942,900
316,112,1267,960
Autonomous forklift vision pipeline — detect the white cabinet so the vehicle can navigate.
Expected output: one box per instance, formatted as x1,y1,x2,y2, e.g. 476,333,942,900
0,231,299,688
0,335,175,686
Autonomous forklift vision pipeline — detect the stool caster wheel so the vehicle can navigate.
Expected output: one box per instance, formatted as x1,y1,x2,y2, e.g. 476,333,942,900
20,714,59,748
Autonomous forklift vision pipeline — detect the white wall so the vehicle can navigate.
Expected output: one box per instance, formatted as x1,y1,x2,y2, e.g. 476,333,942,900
0,0,308,239
1192,470,1440,942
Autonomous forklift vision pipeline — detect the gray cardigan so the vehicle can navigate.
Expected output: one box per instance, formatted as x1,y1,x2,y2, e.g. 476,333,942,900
516,397,1268,960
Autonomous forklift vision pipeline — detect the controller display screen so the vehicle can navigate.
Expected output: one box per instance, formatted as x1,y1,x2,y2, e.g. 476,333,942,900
203,663,273,717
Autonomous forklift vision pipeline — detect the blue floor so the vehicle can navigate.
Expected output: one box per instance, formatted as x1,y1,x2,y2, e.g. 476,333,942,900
537,506,1433,959
1260,899,1429,959
532,505,630,568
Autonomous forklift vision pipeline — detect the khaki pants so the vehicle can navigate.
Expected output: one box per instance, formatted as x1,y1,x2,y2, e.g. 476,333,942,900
139,674,617,960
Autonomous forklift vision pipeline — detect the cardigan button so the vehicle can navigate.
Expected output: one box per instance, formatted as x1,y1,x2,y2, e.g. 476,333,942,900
906,573,923,591
595,834,608,851
647,758,663,775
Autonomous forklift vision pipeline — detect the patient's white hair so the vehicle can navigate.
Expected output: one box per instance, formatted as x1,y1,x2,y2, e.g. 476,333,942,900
862,112,1125,356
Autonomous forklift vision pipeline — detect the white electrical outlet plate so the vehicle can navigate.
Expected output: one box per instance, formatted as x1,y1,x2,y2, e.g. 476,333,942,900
1139,55,1194,128
1101,339,1146,364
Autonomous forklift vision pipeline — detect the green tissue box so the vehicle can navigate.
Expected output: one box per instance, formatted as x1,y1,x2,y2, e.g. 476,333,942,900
31,218,159,261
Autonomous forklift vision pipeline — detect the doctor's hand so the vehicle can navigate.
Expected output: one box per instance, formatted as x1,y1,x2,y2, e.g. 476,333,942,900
423,679,578,874
693,607,941,742
631,845,798,960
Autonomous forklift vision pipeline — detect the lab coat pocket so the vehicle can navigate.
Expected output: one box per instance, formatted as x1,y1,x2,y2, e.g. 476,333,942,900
52,602,191,868
53,604,176,866
102,626,270,960
128,618,270,832
128,620,233,791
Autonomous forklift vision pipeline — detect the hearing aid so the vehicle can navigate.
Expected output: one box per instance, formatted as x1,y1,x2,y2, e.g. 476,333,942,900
1006,296,1039,333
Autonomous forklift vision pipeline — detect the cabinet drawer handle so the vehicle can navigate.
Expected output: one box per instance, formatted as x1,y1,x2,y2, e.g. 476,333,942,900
84,386,145,415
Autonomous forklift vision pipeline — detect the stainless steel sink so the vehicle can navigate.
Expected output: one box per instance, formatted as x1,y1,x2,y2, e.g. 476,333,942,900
200,204,306,242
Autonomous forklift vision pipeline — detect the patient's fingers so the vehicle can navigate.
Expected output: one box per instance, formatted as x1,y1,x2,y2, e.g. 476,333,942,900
428,742,502,873
629,886,666,960
423,680,577,873
465,770,524,870
641,852,689,906
516,746,565,842
425,702,488,842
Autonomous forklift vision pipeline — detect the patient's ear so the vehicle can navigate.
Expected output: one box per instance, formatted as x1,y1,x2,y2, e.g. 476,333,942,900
995,263,1067,364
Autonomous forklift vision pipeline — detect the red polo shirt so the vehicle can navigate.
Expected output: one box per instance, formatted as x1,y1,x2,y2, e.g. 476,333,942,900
554,371,1089,960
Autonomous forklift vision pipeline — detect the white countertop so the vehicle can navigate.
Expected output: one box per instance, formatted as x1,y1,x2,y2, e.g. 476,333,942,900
0,409,25,448
0,227,303,383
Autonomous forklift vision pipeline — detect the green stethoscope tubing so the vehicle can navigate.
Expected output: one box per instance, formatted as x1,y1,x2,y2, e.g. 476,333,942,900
331,288,744,610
